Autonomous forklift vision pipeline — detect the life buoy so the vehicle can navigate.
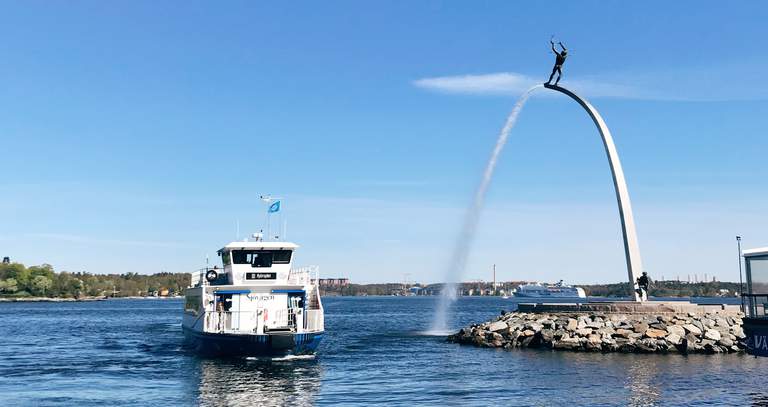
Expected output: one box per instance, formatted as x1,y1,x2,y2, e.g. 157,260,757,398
205,270,218,282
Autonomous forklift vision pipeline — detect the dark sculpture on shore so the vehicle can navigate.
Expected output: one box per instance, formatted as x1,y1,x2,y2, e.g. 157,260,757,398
636,271,651,300
545,38,568,86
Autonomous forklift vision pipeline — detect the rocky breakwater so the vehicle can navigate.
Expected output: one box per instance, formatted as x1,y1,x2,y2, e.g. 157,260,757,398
448,311,746,354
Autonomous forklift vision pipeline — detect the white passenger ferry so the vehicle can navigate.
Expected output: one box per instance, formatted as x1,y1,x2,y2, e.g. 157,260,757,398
513,280,586,299
182,234,324,356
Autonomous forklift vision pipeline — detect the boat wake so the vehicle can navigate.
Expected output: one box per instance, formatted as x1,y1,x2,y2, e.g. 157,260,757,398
415,329,454,337
245,354,317,362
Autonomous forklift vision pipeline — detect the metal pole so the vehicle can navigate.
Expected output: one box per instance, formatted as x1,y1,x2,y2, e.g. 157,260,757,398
737,236,744,312
492,264,496,296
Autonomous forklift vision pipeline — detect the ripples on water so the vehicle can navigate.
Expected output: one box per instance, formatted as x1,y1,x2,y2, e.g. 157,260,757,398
0,297,766,406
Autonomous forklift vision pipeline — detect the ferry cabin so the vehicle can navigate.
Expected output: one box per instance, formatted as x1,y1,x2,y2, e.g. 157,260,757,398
182,241,323,356
742,247,768,356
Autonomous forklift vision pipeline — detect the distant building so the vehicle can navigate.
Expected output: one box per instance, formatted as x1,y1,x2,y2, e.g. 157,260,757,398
318,278,350,288
2,257,9,264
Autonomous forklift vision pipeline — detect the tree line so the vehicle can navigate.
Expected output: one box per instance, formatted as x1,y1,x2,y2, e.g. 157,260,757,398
321,280,742,297
581,280,742,298
0,262,191,298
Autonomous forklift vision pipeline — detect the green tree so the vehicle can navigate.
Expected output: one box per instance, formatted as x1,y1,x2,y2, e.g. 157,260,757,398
0,278,18,293
28,264,55,280
0,263,31,290
31,275,53,296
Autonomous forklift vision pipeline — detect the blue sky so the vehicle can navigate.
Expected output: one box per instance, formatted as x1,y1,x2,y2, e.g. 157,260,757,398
2,2,767,284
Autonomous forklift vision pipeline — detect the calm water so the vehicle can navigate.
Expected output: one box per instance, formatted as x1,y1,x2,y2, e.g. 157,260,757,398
0,297,766,406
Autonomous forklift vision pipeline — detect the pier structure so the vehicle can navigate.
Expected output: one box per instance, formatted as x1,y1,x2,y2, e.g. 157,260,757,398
544,84,644,301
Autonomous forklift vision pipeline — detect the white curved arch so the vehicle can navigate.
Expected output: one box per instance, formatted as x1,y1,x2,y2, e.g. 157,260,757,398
544,83,644,301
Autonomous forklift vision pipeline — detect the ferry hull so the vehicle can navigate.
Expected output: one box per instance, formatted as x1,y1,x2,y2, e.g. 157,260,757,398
183,327,323,357
742,318,768,357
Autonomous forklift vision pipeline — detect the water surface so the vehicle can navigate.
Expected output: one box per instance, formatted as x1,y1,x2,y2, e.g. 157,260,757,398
0,297,764,406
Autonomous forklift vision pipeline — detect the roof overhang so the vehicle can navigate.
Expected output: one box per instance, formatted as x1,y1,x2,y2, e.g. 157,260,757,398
219,241,299,252
743,247,768,258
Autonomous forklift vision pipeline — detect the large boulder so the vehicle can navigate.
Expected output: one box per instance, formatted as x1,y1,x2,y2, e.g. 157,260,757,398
488,321,508,332
519,335,535,347
704,329,721,341
666,333,682,345
609,314,628,323
649,322,667,331
732,326,746,339
521,329,535,337
525,322,544,332
553,337,581,350
715,317,729,328
692,320,705,332
633,322,649,334
586,318,605,329
585,334,602,351
718,336,734,348
636,338,657,352
614,328,633,338
667,325,686,338
645,328,668,338
683,324,702,336
597,327,615,336
628,332,644,340
576,328,593,337
539,328,554,342
566,319,578,331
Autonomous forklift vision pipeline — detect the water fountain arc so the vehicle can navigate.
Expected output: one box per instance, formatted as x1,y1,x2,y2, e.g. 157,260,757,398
431,83,645,333
544,83,643,302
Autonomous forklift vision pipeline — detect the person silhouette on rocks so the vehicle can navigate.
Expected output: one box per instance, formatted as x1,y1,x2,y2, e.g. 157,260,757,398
637,272,651,301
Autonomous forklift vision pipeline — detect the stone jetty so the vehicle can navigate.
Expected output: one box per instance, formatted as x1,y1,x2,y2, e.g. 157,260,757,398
448,309,747,354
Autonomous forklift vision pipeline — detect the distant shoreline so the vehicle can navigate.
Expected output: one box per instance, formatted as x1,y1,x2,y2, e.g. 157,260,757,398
0,296,183,302
0,296,106,302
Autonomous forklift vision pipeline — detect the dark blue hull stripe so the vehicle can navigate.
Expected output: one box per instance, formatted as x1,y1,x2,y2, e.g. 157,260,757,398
183,326,323,356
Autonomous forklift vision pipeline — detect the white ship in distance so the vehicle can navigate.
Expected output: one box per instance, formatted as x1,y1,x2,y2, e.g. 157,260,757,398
513,280,586,298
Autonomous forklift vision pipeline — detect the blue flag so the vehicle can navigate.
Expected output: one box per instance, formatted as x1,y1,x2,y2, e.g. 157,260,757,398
268,200,281,213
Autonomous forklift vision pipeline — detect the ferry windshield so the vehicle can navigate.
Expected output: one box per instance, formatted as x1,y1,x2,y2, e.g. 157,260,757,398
232,250,292,267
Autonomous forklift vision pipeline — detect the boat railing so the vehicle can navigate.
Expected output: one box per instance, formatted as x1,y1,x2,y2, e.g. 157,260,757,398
742,294,768,318
288,265,320,285
204,309,298,334
190,269,203,287
205,311,255,334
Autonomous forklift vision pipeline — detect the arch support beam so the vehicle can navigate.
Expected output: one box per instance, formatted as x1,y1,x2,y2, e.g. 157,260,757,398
544,83,644,302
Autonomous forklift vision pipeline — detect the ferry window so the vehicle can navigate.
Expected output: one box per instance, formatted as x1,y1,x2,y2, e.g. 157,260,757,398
273,250,292,264
232,250,273,268
221,251,231,266
749,256,768,294
185,295,201,315
231,250,291,267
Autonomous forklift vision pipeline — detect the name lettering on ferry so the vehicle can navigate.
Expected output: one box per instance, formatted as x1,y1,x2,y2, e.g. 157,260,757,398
754,335,768,351
246,272,277,280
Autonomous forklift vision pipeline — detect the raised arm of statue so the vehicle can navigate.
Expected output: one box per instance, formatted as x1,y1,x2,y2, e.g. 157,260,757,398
559,42,567,52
